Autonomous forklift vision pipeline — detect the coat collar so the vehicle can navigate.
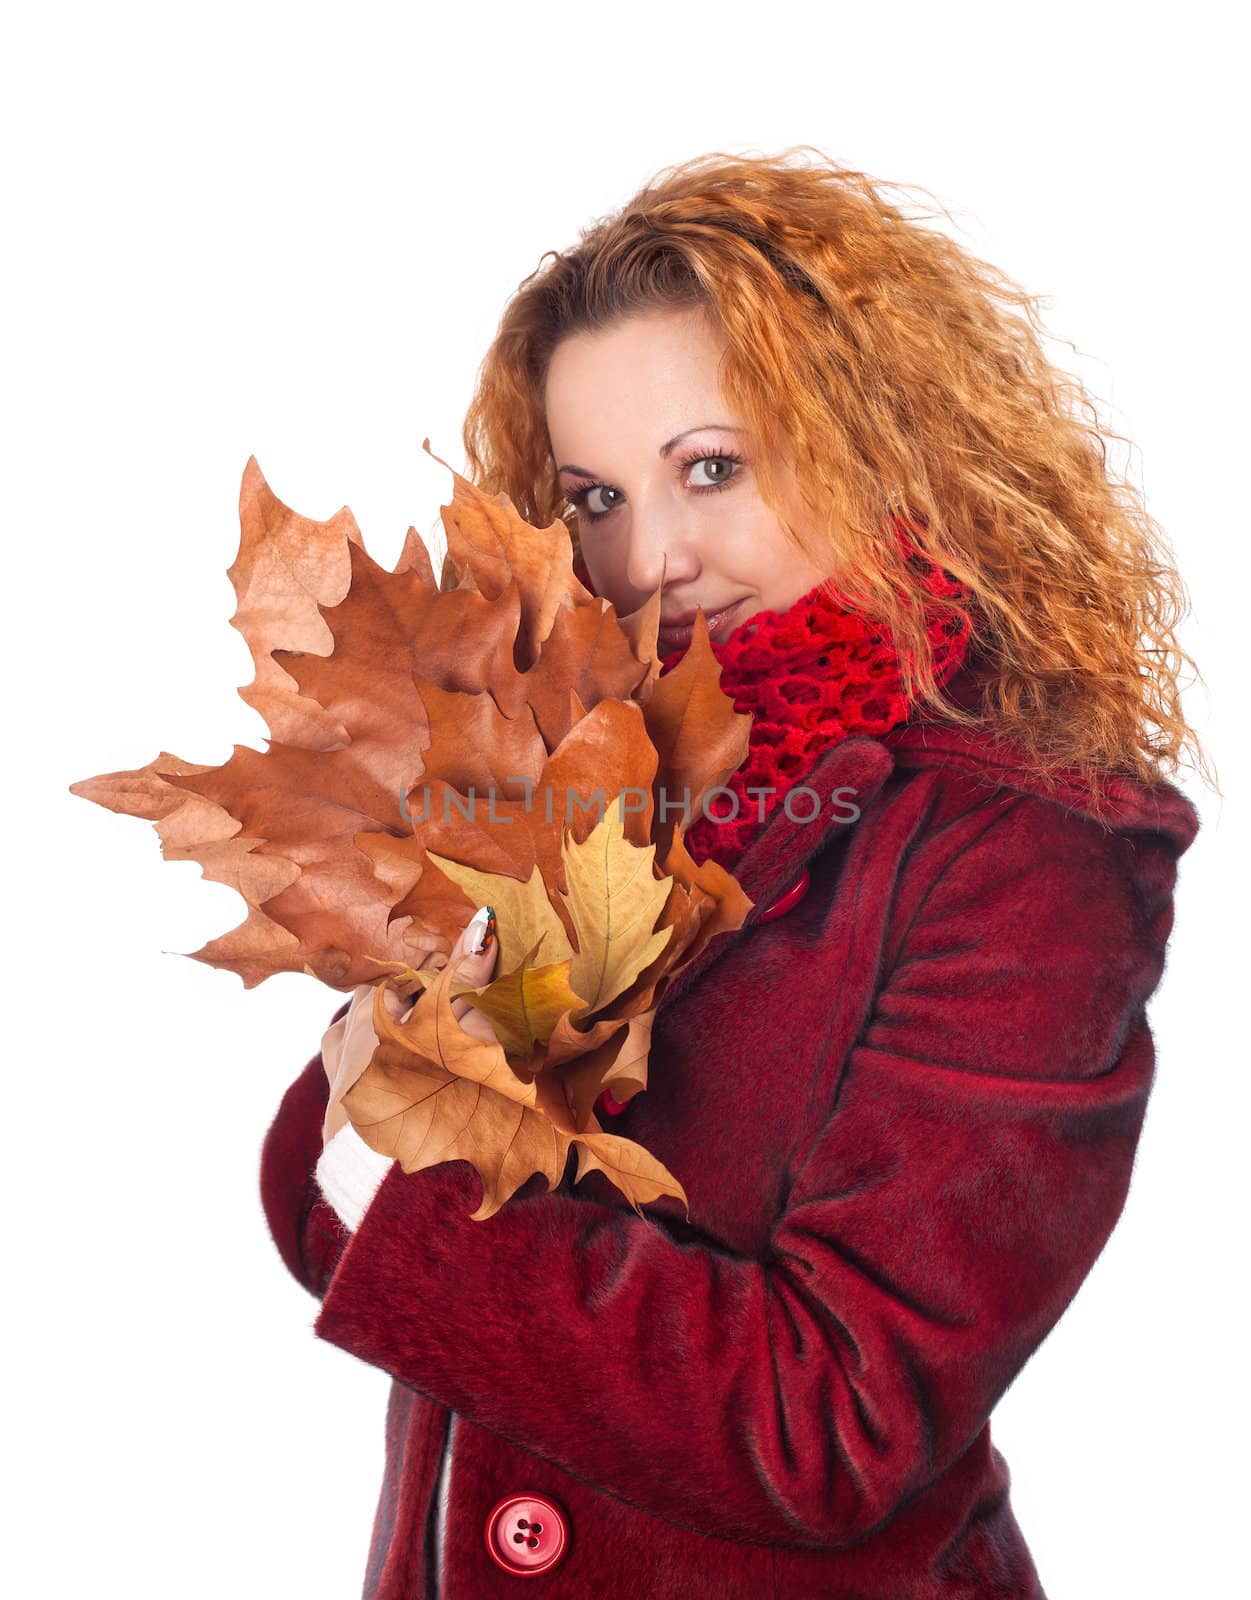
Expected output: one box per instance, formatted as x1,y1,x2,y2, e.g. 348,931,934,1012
655,650,1202,1014
880,655,1201,857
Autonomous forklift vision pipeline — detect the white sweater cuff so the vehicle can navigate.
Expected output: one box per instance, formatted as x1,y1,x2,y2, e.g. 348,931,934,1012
315,1121,396,1234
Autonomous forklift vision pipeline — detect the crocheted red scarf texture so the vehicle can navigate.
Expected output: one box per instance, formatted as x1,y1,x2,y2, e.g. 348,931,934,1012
572,520,972,874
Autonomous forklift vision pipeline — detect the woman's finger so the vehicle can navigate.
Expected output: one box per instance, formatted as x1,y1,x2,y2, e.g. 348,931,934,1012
449,905,499,1027
379,984,412,1022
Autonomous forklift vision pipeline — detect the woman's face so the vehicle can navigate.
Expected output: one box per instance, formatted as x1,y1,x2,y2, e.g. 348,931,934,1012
543,306,834,655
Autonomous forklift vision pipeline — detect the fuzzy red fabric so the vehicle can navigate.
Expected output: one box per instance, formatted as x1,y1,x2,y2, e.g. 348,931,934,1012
261,707,1200,1598
572,519,972,872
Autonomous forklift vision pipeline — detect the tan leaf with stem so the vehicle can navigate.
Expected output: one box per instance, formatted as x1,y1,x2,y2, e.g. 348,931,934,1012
556,807,675,1019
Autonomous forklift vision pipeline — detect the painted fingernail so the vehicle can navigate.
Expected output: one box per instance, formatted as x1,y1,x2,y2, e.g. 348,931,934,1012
466,905,497,955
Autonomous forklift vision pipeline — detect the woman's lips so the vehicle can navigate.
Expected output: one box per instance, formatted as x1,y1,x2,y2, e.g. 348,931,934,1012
656,598,747,655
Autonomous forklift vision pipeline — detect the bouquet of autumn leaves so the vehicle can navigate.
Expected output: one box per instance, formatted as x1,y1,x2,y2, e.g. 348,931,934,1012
70,445,757,1221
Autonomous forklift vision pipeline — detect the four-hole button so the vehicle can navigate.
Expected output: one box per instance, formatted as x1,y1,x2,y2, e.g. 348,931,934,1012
484,1492,569,1576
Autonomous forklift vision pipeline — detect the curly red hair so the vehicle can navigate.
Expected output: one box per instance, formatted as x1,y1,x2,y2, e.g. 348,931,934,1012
459,145,1215,812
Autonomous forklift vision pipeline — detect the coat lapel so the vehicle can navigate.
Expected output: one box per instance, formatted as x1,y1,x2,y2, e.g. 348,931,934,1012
656,735,898,1015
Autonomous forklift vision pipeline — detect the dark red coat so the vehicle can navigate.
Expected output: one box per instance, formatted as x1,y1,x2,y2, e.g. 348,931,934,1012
260,665,1199,1598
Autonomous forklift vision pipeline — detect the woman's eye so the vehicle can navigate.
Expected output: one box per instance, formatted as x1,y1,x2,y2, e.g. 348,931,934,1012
687,455,737,488
583,486,623,518
566,483,624,522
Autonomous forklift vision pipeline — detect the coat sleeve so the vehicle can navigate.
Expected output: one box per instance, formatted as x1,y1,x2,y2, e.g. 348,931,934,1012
259,997,353,1301
311,797,1183,1548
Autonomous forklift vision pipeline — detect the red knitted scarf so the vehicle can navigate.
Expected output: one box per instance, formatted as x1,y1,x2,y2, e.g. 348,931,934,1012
572,520,973,873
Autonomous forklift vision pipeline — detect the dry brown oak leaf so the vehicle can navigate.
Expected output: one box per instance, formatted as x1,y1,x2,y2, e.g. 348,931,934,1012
69,444,757,1218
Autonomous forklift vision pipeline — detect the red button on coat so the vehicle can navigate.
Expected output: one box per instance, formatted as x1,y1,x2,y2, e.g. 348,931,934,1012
595,1085,629,1117
757,866,811,923
485,1492,569,1575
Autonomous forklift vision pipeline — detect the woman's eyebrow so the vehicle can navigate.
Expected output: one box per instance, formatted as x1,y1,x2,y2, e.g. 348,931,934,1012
557,424,741,479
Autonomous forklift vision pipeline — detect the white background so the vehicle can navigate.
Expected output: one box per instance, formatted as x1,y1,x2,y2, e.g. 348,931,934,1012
5,3,1245,1595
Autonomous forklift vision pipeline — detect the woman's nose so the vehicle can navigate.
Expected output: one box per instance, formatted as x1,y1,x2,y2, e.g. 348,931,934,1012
622,498,698,597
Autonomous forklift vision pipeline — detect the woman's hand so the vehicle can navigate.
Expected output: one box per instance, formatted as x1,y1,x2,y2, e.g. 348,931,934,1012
319,905,500,1146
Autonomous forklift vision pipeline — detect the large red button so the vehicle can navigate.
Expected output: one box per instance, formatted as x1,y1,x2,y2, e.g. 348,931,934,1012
484,1492,569,1576
757,866,810,923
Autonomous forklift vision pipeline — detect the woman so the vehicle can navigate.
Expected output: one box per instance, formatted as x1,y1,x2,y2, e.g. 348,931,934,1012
261,149,1212,1598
